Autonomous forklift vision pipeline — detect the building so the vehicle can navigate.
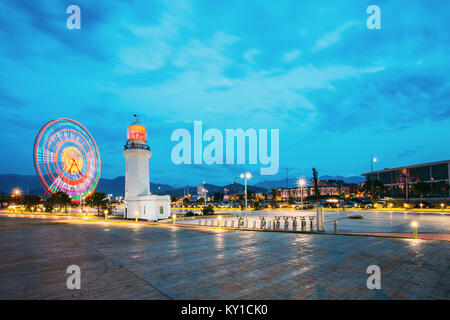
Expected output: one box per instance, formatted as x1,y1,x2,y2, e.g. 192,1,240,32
123,116,170,221
361,160,450,200
276,180,357,201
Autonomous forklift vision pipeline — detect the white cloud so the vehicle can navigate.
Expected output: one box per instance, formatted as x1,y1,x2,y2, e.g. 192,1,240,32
282,50,302,62
243,49,261,64
312,20,360,51
116,0,193,73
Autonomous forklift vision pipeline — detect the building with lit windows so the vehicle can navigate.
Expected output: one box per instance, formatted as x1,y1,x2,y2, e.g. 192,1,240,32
361,160,450,200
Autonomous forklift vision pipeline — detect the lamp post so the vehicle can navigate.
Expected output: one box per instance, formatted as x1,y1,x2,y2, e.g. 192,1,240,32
296,177,307,210
370,155,377,198
240,172,251,221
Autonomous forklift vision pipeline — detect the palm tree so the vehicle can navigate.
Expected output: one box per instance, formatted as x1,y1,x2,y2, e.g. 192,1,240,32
412,181,432,203
85,192,109,215
312,168,320,199
437,181,449,206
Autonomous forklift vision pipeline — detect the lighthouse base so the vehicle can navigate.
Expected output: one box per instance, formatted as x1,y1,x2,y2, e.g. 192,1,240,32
124,195,171,221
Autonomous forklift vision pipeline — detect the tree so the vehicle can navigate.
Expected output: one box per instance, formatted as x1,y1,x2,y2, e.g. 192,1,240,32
196,197,205,205
312,168,320,199
171,195,178,203
363,180,384,199
213,192,224,202
0,195,12,209
437,181,449,206
45,191,72,212
85,192,109,215
270,189,279,202
253,200,261,210
202,204,214,215
21,194,41,211
412,181,432,203
182,197,191,204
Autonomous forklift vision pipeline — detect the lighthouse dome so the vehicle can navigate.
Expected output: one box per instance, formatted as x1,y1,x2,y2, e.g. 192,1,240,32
127,117,147,142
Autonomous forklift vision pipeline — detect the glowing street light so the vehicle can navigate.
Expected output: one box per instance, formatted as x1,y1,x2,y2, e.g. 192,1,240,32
411,221,418,238
12,188,21,197
370,154,377,199
297,177,307,210
104,209,109,221
240,172,252,221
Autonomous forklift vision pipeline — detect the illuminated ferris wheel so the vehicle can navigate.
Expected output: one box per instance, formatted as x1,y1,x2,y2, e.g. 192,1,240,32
33,118,101,202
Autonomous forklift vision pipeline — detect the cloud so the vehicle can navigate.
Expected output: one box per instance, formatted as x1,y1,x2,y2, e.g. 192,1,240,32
312,20,360,51
282,50,302,62
243,49,261,64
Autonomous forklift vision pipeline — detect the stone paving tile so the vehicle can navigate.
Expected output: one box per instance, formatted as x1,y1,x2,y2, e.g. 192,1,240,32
0,216,448,299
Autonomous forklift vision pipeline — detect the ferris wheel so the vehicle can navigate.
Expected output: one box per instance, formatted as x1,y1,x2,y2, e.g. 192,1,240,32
33,118,101,202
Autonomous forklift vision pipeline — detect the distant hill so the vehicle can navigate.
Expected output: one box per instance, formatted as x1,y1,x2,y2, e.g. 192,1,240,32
0,174,173,197
0,173,362,198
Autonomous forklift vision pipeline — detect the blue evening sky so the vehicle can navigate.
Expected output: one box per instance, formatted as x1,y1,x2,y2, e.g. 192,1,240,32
0,0,449,186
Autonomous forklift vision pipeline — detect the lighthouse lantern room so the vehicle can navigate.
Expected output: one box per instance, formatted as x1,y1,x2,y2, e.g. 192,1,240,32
123,115,170,221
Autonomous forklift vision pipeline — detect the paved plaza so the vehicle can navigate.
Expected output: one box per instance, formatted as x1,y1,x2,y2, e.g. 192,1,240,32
176,209,450,234
0,215,448,299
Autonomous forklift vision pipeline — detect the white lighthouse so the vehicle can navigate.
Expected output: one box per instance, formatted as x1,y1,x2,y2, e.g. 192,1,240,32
123,116,170,221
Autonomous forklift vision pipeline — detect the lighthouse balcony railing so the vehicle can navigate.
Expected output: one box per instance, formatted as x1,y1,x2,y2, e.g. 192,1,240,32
124,143,151,151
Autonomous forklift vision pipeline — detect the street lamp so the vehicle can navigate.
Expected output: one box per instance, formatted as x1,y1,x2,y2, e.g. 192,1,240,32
240,172,251,221
12,188,21,197
370,154,377,199
296,177,307,210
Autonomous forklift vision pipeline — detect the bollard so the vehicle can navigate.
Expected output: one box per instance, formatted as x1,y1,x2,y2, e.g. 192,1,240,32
316,205,324,231
411,221,418,238
334,220,338,234
253,221,256,228
268,221,271,229
218,216,222,228
308,216,314,231
231,220,235,228
198,219,202,225
224,220,228,227
284,221,289,230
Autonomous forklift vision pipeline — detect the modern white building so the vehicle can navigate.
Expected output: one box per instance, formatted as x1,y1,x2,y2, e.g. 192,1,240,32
122,116,170,221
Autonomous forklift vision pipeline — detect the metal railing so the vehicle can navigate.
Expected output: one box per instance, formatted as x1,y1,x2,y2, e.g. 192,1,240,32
124,143,151,151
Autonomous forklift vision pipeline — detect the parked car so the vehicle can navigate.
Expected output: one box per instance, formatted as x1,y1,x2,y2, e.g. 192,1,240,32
374,200,387,208
344,201,358,208
295,201,314,210
268,202,280,208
